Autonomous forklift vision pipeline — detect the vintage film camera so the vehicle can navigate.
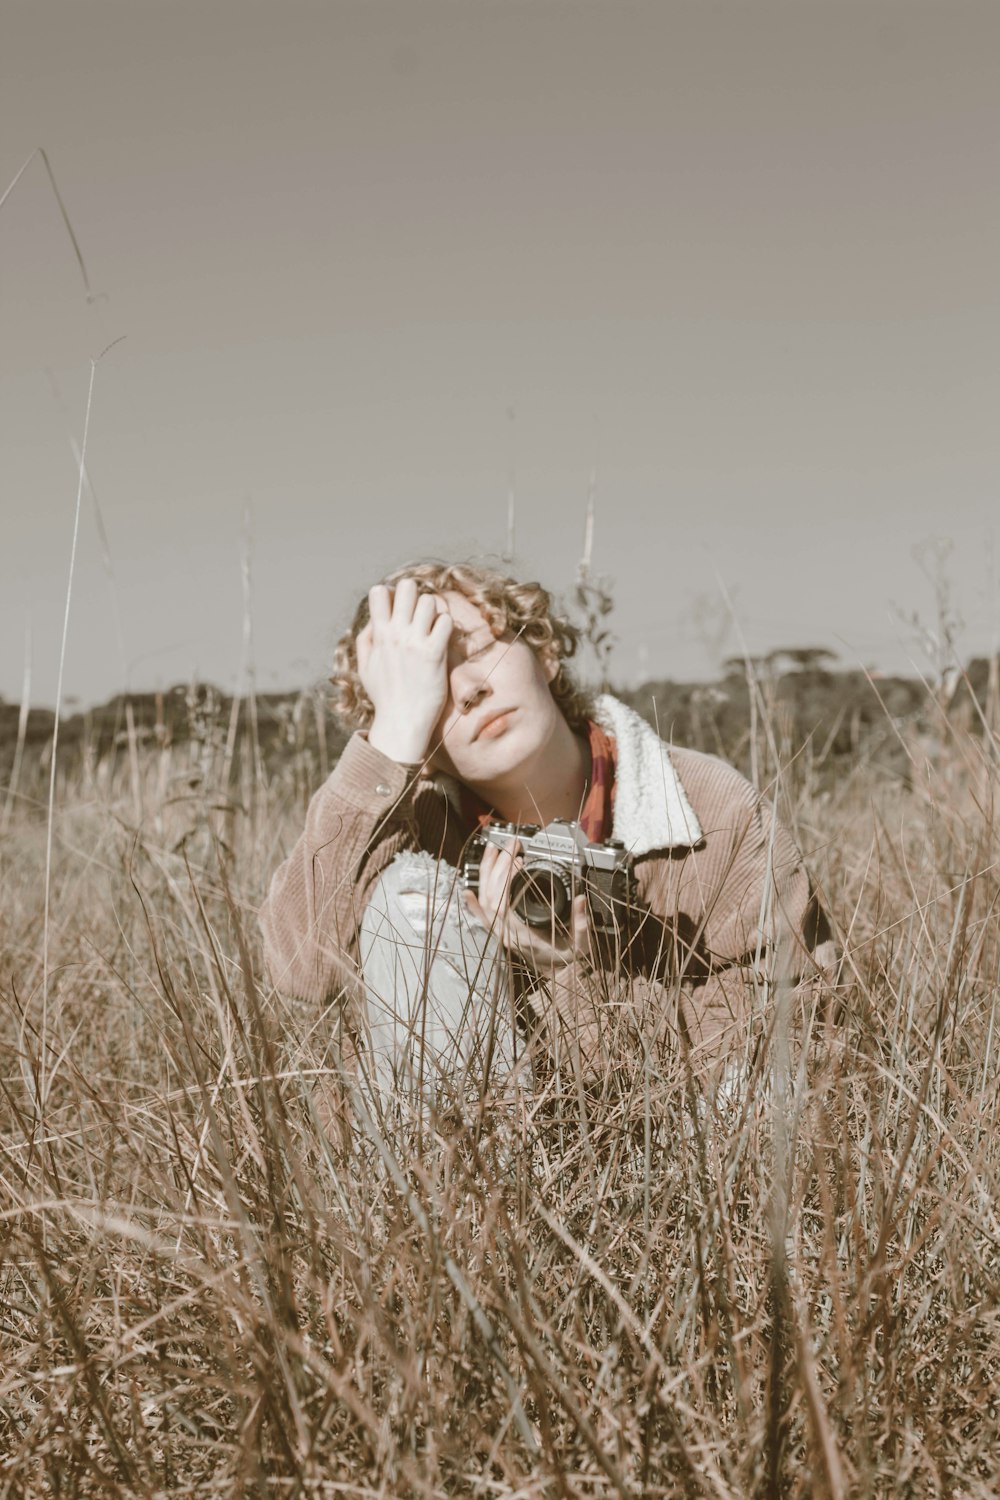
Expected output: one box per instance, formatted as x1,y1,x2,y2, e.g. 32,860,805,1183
462,818,635,937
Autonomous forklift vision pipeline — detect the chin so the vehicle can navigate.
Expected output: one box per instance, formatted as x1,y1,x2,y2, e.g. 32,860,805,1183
474,719,545,774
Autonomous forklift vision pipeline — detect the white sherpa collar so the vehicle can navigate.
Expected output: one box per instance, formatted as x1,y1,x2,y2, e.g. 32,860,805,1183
434,694,701,855
592,693,702,855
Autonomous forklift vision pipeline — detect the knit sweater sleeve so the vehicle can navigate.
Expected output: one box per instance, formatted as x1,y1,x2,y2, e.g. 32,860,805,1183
258,732,426,1004
682,758,829,973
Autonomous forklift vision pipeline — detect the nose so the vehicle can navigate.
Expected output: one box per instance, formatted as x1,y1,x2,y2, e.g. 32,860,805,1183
450,656,491,714
459,682,489,713
448,637,494,715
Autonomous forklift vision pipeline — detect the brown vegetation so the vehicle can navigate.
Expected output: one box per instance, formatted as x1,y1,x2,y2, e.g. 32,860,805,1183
0,668,998,1495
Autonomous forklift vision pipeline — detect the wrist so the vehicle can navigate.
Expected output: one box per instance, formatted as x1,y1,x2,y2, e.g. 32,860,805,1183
367,716,432,766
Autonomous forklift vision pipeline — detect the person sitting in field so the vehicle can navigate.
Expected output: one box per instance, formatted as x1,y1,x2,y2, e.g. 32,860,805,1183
259,562,835,1112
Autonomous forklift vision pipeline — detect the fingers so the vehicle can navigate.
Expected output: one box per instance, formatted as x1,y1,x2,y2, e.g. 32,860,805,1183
367,584,392,627
368,578,419,633
429,611,453,650
471,839,518,932
570,894,593,958
473,840,502,916
412,590,440,633
479,837,519,894
472,842,593,971
368,579,446,640
392,576,418,622
462,887,488,929
355,620,373,671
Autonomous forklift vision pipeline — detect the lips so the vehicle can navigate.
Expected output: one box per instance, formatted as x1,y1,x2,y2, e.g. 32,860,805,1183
475,708,514,741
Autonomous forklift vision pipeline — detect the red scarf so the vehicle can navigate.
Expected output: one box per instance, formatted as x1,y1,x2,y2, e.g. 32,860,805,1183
458,719,617,843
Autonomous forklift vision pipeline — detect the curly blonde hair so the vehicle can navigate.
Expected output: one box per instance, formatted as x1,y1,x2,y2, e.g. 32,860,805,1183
330,561,593,732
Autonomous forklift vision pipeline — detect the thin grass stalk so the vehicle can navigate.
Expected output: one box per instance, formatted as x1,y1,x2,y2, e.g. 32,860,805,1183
0,147,92,296
503,403,517,563
793,1300,849,1500
241,504,265,801
977,948,999,1138
1,622,31,834
221,511,256,799
343,1073,541,1461
712,568,763,787
123,697,142,824
41,354,101,1105
765,949,795,1500
46,368,130,703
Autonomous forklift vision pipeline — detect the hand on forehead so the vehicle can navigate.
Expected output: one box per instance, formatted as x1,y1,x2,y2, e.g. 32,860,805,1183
370,578,491,642
422,586,487,633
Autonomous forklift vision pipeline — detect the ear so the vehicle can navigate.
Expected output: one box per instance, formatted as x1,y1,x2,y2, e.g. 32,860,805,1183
541,648,559,685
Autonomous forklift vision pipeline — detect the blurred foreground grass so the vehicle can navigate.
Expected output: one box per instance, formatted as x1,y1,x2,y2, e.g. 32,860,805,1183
1,676,998,1497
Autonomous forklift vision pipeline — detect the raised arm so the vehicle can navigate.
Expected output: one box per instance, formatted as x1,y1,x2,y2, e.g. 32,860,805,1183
259,578,454,1002
259,735,425,1003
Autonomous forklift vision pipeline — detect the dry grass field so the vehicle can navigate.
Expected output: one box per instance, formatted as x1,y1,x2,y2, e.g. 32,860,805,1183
1,678,998,1497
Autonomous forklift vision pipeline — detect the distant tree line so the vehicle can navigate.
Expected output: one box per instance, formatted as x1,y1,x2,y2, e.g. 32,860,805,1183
0,683,350,783
2,654,996,797
620,652,996,782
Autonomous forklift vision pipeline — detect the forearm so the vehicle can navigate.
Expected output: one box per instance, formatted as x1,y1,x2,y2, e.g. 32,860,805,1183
259,733,424,1003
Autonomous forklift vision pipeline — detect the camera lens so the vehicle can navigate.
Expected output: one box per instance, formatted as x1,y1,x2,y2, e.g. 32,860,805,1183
510,864,574,928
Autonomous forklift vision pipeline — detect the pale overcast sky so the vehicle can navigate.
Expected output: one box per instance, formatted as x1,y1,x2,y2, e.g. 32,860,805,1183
3,0,1000,708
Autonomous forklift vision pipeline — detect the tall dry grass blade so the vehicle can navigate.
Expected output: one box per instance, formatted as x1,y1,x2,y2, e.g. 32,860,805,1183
1,621,31,834
46,367,129,692
241,502,265,795
794,1303,849,1500
503,405,517,562
41,340,122,1098
580,472,596,579
344,1077,541,1461
41,366,95,1078
712,566,764,787
124,698,142,823
0,146,93,297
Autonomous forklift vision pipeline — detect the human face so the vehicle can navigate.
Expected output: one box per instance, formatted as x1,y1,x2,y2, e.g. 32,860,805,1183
426,591,564,787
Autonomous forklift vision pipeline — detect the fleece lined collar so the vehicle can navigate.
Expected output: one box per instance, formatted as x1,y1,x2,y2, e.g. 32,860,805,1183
435,694,702,856
592,694,702,855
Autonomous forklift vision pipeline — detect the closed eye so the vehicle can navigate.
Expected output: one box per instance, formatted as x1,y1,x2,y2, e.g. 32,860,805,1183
463,632,497,661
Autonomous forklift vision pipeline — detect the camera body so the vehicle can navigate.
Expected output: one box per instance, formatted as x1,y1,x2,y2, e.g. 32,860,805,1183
462,818,635,937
